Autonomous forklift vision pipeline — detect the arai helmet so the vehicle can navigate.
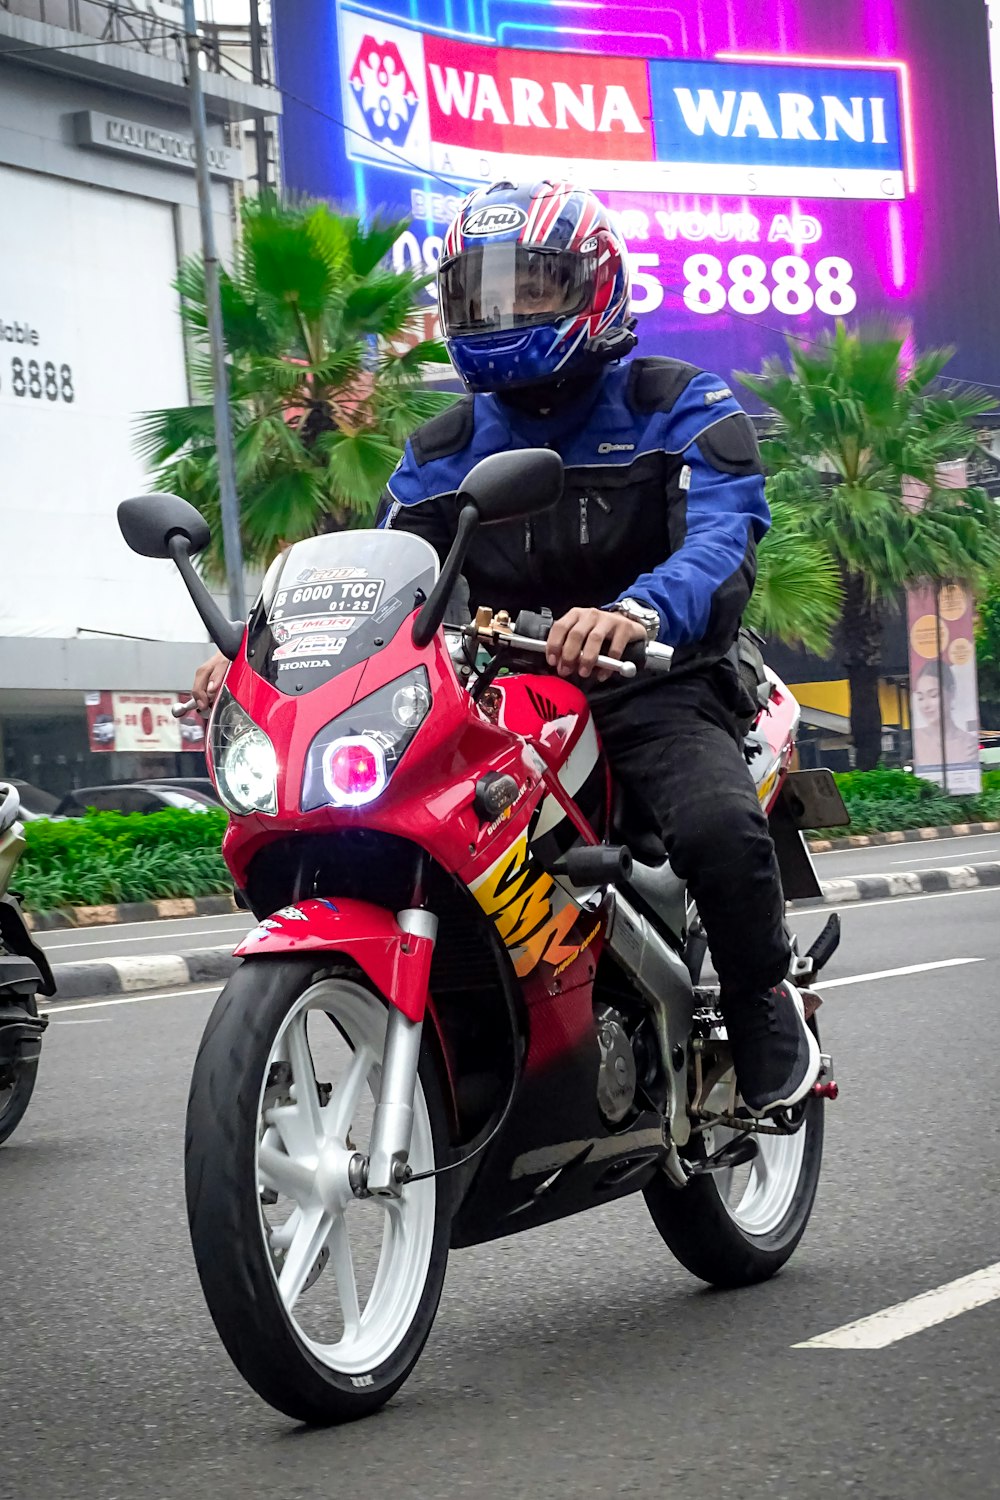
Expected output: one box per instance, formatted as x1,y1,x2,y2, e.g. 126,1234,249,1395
438,179,635,393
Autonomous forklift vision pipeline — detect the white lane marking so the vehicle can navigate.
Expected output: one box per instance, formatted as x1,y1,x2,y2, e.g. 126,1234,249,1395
40,923,248,952
820,957,984,989
814,836,1000,862
795,1262,1000,1349
883,845,1000,867
34,911,248,940
815,884,1000,915
47,985,221,1014
50,1018,106,1026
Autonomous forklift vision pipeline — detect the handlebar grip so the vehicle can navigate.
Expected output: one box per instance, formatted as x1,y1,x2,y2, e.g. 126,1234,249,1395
620,639,647,669
512,609,553,642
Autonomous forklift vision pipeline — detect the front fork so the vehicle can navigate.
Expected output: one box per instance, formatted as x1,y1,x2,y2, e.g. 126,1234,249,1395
363,907,438,1198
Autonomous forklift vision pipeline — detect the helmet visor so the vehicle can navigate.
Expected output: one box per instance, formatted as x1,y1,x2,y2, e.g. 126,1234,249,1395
439,244,595,336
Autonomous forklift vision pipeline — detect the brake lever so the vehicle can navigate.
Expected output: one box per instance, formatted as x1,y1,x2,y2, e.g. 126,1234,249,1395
466,627,638,680
172,698,200,719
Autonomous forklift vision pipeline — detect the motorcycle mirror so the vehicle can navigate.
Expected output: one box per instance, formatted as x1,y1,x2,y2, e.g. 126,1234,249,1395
459,450,564,526
118,493,243,660
117,493,211,560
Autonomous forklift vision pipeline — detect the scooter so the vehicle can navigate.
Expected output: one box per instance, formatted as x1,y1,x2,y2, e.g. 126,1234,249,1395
118,450,846,1425
0,783,54,1145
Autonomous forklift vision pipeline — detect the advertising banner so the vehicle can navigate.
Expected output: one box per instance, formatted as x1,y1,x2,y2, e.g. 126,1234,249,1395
84,692,206,754
907,584,981,795
273,0,1000,391
902,463,981,795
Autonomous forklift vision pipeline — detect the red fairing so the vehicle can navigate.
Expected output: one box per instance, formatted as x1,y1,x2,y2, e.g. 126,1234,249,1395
233,898,434,1024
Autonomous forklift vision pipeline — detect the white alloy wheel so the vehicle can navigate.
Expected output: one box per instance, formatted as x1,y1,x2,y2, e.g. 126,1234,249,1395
255,978,437,1375
644,1014,824,1287
700,1069,807,1237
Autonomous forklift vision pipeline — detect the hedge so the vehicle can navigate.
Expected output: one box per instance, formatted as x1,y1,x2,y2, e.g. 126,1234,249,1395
824,768,1000,837
13,770,1000,912
17,808,230,913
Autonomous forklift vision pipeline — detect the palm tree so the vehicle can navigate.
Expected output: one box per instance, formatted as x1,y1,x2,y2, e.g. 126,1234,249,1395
740,325,1000,769
136,194,456,581
746,489,842,655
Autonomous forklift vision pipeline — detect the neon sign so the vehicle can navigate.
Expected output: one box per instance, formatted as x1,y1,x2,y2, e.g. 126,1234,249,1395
273,0,1000,393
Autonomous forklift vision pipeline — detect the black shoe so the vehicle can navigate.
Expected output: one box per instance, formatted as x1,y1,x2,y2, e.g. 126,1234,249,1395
725,980,821,1117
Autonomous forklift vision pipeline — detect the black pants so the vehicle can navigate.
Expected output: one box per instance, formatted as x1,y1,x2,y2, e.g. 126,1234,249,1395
590,665,791,1004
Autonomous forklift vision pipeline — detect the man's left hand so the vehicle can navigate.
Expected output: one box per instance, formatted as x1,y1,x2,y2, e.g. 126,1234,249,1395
545,607,648,682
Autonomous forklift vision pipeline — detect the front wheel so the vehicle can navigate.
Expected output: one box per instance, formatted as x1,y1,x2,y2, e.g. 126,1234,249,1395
644,1022,824,1287
185,957,451,1425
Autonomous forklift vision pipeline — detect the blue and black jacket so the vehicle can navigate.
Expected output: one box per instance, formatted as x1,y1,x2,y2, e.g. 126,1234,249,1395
377,356,770,679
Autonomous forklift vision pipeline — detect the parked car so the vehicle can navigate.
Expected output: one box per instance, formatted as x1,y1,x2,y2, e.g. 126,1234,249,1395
141,777,219,802
980,732,1000,770
54,782,219,817
2,780,61,822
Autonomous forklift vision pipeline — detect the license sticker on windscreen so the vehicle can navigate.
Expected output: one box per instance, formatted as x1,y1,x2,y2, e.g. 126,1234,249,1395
269,577,385,622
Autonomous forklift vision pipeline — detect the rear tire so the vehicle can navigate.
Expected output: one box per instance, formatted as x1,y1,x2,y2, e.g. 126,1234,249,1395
185,957,451,1425
0,1057,39,1146
644,1022,824,1287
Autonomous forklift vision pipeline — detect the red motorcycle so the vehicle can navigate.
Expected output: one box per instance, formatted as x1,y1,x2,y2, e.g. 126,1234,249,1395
119,451,845,1426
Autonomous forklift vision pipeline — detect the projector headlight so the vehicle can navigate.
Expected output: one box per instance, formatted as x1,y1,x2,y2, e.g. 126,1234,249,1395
209,688,277,816
301,668,431,812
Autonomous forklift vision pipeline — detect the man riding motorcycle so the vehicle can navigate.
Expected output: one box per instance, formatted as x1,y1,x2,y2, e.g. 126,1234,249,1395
194,178,820,1116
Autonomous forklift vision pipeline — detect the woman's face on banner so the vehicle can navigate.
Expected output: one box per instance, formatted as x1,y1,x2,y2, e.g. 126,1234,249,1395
915,674,943,727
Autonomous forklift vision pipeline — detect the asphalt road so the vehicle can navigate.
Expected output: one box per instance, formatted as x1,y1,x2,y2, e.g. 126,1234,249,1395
34,912,255,966
4,882,999,1499
31,829,1000,967
812,829,1000,882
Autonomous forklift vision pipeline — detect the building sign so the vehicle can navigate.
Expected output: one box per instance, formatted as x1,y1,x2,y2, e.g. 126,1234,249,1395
272,0,1000,392
85,693,206,754
341,29,909,201
73,111,242,181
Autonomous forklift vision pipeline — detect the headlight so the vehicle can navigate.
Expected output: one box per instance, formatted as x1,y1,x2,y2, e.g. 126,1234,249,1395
301,668,431,811
209,688,278,816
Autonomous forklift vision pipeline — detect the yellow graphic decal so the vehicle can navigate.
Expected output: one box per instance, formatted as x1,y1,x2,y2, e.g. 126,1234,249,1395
471,833,594,979
757,767,779,805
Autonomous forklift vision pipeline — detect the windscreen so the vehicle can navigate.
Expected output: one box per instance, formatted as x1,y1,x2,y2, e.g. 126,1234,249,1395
246,530,439,696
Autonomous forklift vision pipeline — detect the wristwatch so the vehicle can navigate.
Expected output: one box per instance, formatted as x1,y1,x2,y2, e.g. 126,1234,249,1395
608,598,661,642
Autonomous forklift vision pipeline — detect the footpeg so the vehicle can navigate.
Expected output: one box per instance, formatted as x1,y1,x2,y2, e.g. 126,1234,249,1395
811,1080,839,1100
689,1134,759,1176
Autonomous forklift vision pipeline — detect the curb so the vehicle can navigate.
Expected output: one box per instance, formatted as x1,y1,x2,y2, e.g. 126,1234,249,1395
808,820,1000,853
47,945,240,1001
44,859,1000,999
793,860,1000,908
25,892,239,933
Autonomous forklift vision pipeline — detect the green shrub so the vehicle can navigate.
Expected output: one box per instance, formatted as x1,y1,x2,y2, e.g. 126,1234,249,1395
18,807,229,912
817,768,1000,837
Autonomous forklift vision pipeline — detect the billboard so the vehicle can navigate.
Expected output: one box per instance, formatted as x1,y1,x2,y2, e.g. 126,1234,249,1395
273,0,1000,391
85,692,206,754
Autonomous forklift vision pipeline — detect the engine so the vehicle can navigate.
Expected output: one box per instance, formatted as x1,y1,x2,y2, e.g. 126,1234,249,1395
594,1004,638,1125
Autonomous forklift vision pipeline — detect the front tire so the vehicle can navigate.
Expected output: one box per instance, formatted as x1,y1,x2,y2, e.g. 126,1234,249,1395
185,957,451,1425
644,1022,825,1287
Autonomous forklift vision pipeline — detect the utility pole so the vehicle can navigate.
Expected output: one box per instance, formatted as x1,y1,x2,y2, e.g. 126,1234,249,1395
182,0,245,623
248,0,270,193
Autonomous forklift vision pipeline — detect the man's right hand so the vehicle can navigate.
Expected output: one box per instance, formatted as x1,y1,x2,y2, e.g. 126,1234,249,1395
193,650,229,713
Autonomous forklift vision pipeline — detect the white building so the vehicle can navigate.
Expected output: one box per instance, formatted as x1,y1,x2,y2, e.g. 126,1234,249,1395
0,0,279,794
